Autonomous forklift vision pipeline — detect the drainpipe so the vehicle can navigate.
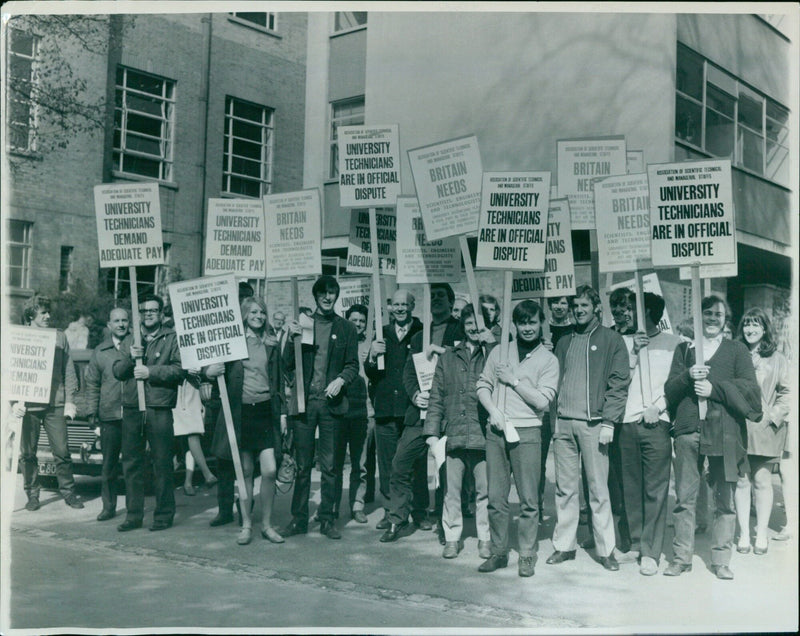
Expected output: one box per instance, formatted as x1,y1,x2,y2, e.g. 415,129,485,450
198,13,213,279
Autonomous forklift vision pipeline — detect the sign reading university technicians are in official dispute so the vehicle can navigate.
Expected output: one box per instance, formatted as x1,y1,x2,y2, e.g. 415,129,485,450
647,159,735,267
169,274,248,370
94,182,164,267
204,199,266,278
2,327,57,403
339,125,401,207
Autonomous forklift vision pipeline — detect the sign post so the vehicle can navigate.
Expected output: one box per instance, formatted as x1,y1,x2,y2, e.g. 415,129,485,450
94,182,164,412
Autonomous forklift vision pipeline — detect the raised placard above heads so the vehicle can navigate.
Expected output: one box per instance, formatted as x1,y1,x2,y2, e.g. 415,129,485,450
346,208,397,275
338,125,401,208
204,198,266,279
263,189,322,280
395,196,461,284
594,172,652,273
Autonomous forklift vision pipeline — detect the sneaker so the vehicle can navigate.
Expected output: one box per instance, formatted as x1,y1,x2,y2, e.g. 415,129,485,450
639,556,659,576
64,493,84,509
518,555,536,577
25,497,40,512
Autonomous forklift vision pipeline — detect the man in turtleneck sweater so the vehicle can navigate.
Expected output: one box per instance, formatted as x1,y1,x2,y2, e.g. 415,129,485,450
546,285,630,571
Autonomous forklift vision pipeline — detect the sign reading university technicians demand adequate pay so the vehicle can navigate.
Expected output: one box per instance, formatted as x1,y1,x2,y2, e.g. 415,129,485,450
169,273,248,370
204,199,266,278
94,182,164,267
338,125,401,207
2,326,57,403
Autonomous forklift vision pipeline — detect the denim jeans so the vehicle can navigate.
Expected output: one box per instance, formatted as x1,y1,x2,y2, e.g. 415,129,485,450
671,432,702,566
20,407,75,499
485,426,541,558
333,416,368,516
443,448,489,542
100,419,123,512
708,456,737,567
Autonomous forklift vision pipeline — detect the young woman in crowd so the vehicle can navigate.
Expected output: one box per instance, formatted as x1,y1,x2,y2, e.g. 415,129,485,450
734,307,791,555
205,296,287,545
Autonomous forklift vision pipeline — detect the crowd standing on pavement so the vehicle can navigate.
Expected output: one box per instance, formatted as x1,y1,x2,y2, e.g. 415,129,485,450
12,278,794,581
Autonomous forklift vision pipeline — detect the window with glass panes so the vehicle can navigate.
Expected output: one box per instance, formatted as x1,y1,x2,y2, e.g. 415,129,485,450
59,246,74,292
675,45,789,186
334,12,367,32
329,97,365,179
6,220,33,288
105,244,171,299
114,67,175,181
6,29,39,151
230,13,277,31
222,97,274,198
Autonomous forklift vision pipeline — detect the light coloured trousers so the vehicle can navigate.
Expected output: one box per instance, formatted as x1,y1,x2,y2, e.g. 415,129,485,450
442,448,489,542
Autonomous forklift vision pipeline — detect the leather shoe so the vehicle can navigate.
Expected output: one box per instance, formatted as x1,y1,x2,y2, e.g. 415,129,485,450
713,564,734,580
117,519,143,532
236,527,253,545
261,527,285,543
518,555,536,577
96,509,116,521
209,513,234,527
546,550,576,565
579,536,596,550
379,521,407,543
320,521,342,539
478,540,492,560
352,510,368,524
599,554,619,571
64,493,84,509
442,541,462,559
414,517,433,531
613,548,639,564
25,497,40,512
663,562,692,576
280,519,308,538
376,515,391,530
149,519,173,531
478,554,508,573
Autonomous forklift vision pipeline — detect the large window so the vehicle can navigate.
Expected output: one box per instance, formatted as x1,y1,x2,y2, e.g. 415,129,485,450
229,12,277,32
113,67,176,181
675,45,789,186
333,12,367,33
6,29,39,152
6,220,33,288
222,97,274,198
328,97,365,179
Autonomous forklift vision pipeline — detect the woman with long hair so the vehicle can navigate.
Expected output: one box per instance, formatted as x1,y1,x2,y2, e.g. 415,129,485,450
205,296,287,545
734,307,791,555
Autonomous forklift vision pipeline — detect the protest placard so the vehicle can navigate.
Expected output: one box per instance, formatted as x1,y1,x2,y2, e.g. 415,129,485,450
594,173,652,273
557,136,627,230
648,159,735,267
339,125,401,207
476,172,550,271
512,198,576,299
627,150,644,174
2,326,57,403
407,135,483,241
94,182,164,268
679,247,738,280
263,189,322,279
346,208,397,275
395,196,460,284
334,277,372,317
169,274,248,370
606,272,674,333
204,199,266,278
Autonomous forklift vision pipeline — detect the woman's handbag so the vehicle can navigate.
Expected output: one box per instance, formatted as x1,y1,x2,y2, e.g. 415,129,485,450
276,429,296,494
172,379,205,436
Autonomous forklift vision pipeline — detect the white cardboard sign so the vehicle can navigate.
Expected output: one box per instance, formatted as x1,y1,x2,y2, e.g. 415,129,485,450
263,189,322,280
407,135,483,241
2,327,57,403
511,198,576,299
338,125,401,207
648,159,735,267
204,198,266,278
169,274,248,369
334,277,372,317
346,208,397,275
94,182,164,267
557,137,627,230
594,173,652,273
476,172,550,271
627,150,645,175
395,196,461,284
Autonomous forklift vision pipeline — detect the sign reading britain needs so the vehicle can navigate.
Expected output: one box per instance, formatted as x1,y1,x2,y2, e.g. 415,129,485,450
204,199,266,278
476,172,550,271
407,135,483,241
647,159,735,267
511,198,576,299
346,208,397,275
263,189,322,280
3,327,57,403
594,173,652,273
339,125,401,207
395,196,461,284
94,182,164,268
169,274,247,370
557,136,627,230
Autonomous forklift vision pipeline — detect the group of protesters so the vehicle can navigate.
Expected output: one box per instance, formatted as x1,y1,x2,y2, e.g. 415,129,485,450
13,274,792,580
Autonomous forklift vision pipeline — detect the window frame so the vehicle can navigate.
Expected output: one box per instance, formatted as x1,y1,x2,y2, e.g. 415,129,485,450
5,28,40,153
331,11,368,35
59,246,74,293
328,96,365,181
113,66,176,183
674,44,790,187
6,219,34,289
228,12,279,36
105,243,171,299
222,96,275,199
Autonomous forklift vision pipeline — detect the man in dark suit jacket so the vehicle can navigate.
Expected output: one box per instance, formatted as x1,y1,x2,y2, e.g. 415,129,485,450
281,275,359,540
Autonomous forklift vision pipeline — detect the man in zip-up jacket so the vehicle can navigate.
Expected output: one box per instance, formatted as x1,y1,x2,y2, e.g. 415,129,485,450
113,294,183,532
84,307,132,521
547,286,630,571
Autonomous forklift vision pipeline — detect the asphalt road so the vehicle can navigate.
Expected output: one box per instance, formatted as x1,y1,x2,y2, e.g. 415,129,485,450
4,458,798,632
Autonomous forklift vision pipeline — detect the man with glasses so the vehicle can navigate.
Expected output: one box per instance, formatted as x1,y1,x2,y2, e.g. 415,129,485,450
113,294,183,532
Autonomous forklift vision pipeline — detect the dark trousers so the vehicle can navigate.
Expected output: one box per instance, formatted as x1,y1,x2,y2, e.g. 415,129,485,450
671,432,703,566
608,423,632,551
539,414,553,510
333,416,368,517
20,407,75,499
291,397,340,524
375,417,402,511
100,419,123,512
707,455,737,567
619,420,672,561
359,417,376,502
216,458,236,517
386,425,430,525
121,407,175,524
